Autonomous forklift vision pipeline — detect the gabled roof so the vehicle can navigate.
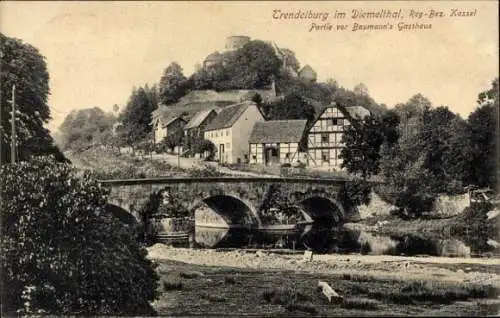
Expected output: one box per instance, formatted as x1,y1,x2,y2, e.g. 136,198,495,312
249,120,307,144
162,115,187,128
152,100,235,127
310,103,371,128
204,101,256,131
184,109,217,130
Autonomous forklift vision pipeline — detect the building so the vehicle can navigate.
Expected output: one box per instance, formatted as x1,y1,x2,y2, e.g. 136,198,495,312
307,104,370,170
151,87,279,146
204,101,265,164
183,108,218,156
298,65,317,82
249,120,307,165
152,115,187,144
184,108,218,138
225,35,251,52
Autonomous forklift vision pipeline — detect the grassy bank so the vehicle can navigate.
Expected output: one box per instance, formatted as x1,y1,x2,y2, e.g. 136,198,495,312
66,148,225,179
152,260,500,316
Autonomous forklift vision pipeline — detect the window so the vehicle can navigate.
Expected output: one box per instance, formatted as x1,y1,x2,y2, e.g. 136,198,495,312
226,130,229,136
331,118,338,126
321,150,329,163
216,132,219,137
285,153,290,159
321,133,329,143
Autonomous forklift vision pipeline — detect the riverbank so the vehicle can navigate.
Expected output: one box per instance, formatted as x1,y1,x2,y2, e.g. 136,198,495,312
148,246,500,316
147,245,500,287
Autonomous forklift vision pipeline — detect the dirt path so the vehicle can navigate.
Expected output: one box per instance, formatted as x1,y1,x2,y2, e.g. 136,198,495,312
151,153,279,177
147,245,500,287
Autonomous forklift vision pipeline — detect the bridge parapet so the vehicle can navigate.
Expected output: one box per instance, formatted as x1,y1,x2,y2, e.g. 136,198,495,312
100,177,355,226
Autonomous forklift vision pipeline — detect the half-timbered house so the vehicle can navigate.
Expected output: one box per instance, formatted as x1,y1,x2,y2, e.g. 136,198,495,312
306,104,370,169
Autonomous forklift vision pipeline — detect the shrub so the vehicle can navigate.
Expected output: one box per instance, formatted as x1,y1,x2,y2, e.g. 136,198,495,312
162,276,183,291
200,293,227,303
286,301,318,314
341,298,379,310
261,285,311,306
1,157,159,315
179,271,205,279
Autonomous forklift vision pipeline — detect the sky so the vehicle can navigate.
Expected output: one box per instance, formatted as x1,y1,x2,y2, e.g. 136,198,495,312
1,1,498,133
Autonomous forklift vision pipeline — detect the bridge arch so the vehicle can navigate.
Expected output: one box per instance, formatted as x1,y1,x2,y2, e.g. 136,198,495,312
298,196,345,253
299,196,345,228
105,203,138,226
193,194,261,228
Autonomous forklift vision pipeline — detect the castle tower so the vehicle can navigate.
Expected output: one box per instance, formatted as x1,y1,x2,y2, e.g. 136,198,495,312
225,35,251,52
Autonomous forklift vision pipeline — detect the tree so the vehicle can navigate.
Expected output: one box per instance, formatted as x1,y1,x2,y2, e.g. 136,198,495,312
266,93,315,123
378,95,471,217
340,113,387,180
280,48,301,73
58,107,116,151
159,130,184,154
332,87,378,112
0,33,65,163
118,86,157,148
158,62,188,105
1,157,159,315
353,83,369,96
192,139,216,160
225,40,281,89
466,102,497,188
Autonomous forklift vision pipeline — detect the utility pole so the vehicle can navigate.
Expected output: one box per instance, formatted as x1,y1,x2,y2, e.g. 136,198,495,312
8,85,16,164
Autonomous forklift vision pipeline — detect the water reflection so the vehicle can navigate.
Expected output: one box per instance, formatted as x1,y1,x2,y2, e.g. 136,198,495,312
195,226,252,248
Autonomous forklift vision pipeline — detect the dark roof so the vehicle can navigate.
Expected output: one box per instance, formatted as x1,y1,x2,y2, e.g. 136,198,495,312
249,120,307,143
185,109,217,130
204,101,255,131
153,100,235,126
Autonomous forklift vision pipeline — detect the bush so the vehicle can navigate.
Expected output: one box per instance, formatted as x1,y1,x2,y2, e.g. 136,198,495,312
341,298,379,310
162,276,183,291
1,157,159,315
261,285,311,307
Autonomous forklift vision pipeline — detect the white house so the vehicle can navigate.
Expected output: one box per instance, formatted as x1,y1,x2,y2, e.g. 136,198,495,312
307,104,370,170
249,120,307,165
203,101,265,164
152,115,187,144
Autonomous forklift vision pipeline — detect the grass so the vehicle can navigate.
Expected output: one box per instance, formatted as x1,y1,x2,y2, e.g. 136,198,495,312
162,275,183,291
368,280,499,305
179,270,205,279
224,275,237,285
153,260,500,316
341,297,379,310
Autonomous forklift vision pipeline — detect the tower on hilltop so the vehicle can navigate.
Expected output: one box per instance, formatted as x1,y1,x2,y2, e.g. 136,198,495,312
225,35,251,52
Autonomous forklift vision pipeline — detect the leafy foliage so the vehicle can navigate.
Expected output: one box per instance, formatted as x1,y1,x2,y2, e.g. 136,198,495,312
465,86,498,189
58,107,116,151
159,62,188,105
0,33,66,163
264,93,316,123
450,202,499,253
378,95,473,217
191,139,216,160
118,86,157,148
1,157,159,315
190,41,281,91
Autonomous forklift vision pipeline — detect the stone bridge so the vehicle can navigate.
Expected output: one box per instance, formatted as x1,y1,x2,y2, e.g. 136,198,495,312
99,177,363,229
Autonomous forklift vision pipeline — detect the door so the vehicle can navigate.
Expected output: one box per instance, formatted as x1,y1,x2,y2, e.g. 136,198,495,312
219,144,225,162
